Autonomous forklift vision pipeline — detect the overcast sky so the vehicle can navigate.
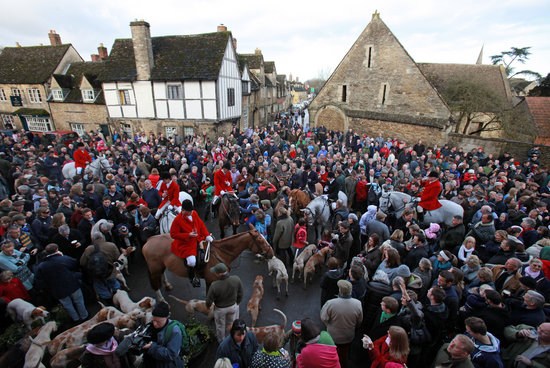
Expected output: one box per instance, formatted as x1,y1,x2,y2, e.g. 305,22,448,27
1,0,548,82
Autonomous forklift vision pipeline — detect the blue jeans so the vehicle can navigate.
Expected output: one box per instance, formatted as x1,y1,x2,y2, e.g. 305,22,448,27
93,277,120,300
59,288,88,321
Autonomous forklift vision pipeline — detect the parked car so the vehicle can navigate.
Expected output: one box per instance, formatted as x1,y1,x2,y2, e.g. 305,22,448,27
34,130,80,147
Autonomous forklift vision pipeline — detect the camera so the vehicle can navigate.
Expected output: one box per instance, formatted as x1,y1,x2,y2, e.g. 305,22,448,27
126,324,152,354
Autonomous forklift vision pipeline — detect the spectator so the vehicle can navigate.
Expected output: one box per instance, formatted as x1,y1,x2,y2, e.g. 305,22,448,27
272,208,295,267
501,322,550,368
296,317,341,368
361,326,409,368
320,257,344,307
250,330,291,368
367,211,390,242
433,334,475,368
464,317,504,368
492,258,522,295
0,241,34,291
216,319,259,368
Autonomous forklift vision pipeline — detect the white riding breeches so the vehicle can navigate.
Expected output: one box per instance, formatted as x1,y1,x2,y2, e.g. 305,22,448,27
186,255,196,267
76,167,83,175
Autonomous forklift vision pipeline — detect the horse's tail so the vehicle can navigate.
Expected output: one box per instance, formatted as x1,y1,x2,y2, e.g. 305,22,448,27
273,308,287,329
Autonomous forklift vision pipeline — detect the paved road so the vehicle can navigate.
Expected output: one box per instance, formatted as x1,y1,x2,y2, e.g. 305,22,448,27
124,205,324,367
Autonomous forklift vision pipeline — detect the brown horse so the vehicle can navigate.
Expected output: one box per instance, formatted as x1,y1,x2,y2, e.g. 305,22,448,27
142,228,274,301
288,189,311,217
218,194,240,238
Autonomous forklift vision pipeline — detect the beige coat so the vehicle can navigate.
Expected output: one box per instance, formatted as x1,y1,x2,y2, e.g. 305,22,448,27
320,296,363,344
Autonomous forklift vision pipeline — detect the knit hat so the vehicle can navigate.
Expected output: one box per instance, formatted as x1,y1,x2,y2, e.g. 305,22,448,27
292,320,301,334
395,264,411,278
87,323,115,344
348,213,358,222
425,223,440,239
337,279,352,297
152,301,170,318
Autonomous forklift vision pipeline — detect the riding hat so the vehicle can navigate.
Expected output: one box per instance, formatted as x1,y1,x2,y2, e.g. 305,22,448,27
181,199,193,211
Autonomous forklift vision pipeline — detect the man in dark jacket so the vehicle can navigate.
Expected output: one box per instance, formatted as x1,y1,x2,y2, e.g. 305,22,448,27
34,243,88,322
142,179,161,210
216,319,259,368
78,208,95,246
31,206,52,248
404,233,429,270
440,215,466,251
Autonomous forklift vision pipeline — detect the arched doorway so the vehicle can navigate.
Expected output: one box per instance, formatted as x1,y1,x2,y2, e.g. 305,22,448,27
314,105,347,131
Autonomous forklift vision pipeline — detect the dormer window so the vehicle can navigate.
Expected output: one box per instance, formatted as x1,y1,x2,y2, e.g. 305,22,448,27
82,89,95,102
52,89,64,101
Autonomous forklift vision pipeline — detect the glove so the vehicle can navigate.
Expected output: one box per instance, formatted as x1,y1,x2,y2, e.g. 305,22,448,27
168,205,174,210
225,181,231,186
221,190,226,195
206,235,214,243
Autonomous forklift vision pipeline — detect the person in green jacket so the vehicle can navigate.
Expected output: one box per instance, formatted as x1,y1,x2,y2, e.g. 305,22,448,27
501,323,550,368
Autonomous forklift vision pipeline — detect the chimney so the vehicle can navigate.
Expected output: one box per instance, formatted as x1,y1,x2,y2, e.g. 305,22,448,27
16,42,21,47
130,20,154,81
255,48,262,55
98,43,108,60
217,24,227,32
91,54,100,62
232,37,237,52
48,30,62,46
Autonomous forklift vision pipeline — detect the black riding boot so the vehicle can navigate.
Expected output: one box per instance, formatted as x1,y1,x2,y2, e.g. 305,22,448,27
188,267,201,288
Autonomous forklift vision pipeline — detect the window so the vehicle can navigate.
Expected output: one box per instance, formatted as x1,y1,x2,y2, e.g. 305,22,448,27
120,123,133,136
70,123,86,136
51,89,64,101
1,114,15,128
26,117,52,132
82,89,95,102
342,85,347,103
367,47,373,68
165,126,177,138
11,88,21,97
167,84,182,100
183,127,194,137
118,90,131,105
227,88,235,106
381,83,388,105
0,89,6,101
27,88,42,103
241,81,249,95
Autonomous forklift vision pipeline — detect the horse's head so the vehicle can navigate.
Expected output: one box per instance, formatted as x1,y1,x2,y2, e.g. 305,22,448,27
226,197,240,227
247,224,274,258
379,192,390,213
301,208,315,226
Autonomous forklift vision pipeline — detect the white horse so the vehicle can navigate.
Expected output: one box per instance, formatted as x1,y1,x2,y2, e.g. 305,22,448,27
62,157,112,180
378,190,463,226
301,196,330,243
158,191,194,234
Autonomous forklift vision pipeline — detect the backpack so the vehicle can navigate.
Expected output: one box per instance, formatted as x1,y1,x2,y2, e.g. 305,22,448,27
87,243,113,279
164,320,190,356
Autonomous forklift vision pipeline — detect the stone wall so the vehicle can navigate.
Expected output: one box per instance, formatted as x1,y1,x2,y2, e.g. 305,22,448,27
447,133,550,166
50,102,108,132
108,118,234,140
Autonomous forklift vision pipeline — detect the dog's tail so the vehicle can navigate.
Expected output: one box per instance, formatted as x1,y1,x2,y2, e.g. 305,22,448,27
168,295,189,305
273,308,287,329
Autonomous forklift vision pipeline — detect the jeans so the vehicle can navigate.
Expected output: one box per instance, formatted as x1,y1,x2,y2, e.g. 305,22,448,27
93,277,120,300
59,288,89,322
213,303,239,342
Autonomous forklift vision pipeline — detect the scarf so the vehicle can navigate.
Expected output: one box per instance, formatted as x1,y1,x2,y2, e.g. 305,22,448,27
380,311,395,323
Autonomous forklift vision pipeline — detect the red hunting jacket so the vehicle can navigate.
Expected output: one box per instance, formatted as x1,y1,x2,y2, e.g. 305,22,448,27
73,149,91,169
419,178,442,211
170,210,209,258
158,180,181,208
214,169,233,196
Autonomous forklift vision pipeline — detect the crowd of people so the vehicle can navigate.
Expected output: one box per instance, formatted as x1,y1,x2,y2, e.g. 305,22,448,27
0,114,549,368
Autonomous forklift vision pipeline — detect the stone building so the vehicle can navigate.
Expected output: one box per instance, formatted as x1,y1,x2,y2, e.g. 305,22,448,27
0,30,82,131
98,21,243,139
48,60,110,137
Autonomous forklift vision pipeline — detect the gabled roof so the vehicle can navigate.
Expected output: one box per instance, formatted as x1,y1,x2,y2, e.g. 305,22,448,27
0,44,72,84
264,61,275,74
52,62,106,104
524,96,550,144
238,53,263,70
249,72,261,91
100,32,231,82
418,63,512,108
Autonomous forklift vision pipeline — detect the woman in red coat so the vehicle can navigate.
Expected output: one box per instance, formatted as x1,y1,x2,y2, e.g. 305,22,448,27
169,200,212,288
362,326,409,368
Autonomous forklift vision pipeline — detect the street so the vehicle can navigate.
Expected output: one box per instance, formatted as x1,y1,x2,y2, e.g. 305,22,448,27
124,205,324,367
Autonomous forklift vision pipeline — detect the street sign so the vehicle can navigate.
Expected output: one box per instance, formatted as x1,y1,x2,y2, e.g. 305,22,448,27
10,96,22,107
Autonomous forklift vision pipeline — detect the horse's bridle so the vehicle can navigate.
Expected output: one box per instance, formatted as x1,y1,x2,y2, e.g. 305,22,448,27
381,192,406,216
303,198,329,226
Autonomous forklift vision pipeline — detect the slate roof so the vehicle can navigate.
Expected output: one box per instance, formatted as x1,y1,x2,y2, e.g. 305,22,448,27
417,63,512,109
524,96,550,144
0,44,72,84
100,32,231,82
276,75,286,85
52,61,106,104
264,61,275,74
238,53,263,70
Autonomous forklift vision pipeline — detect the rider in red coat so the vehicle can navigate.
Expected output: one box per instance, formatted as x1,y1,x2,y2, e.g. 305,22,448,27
418,171,442,212
73,143,91,175
212,162,234,214
154,172,182,219
170,200,212,287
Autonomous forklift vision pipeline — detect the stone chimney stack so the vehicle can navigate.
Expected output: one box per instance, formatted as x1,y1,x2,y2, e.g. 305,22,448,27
217,24,228,32
130,20,154,81
91,54,100,62
16,42,21,47
98,43,108,60
255,48,262,55
48,30,62,46
232,37,237,52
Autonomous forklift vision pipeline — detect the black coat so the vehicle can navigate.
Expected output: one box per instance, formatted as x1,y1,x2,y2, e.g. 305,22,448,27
362,280,392,332
51,230,85,260
439,223,465,251
34,254,81,299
